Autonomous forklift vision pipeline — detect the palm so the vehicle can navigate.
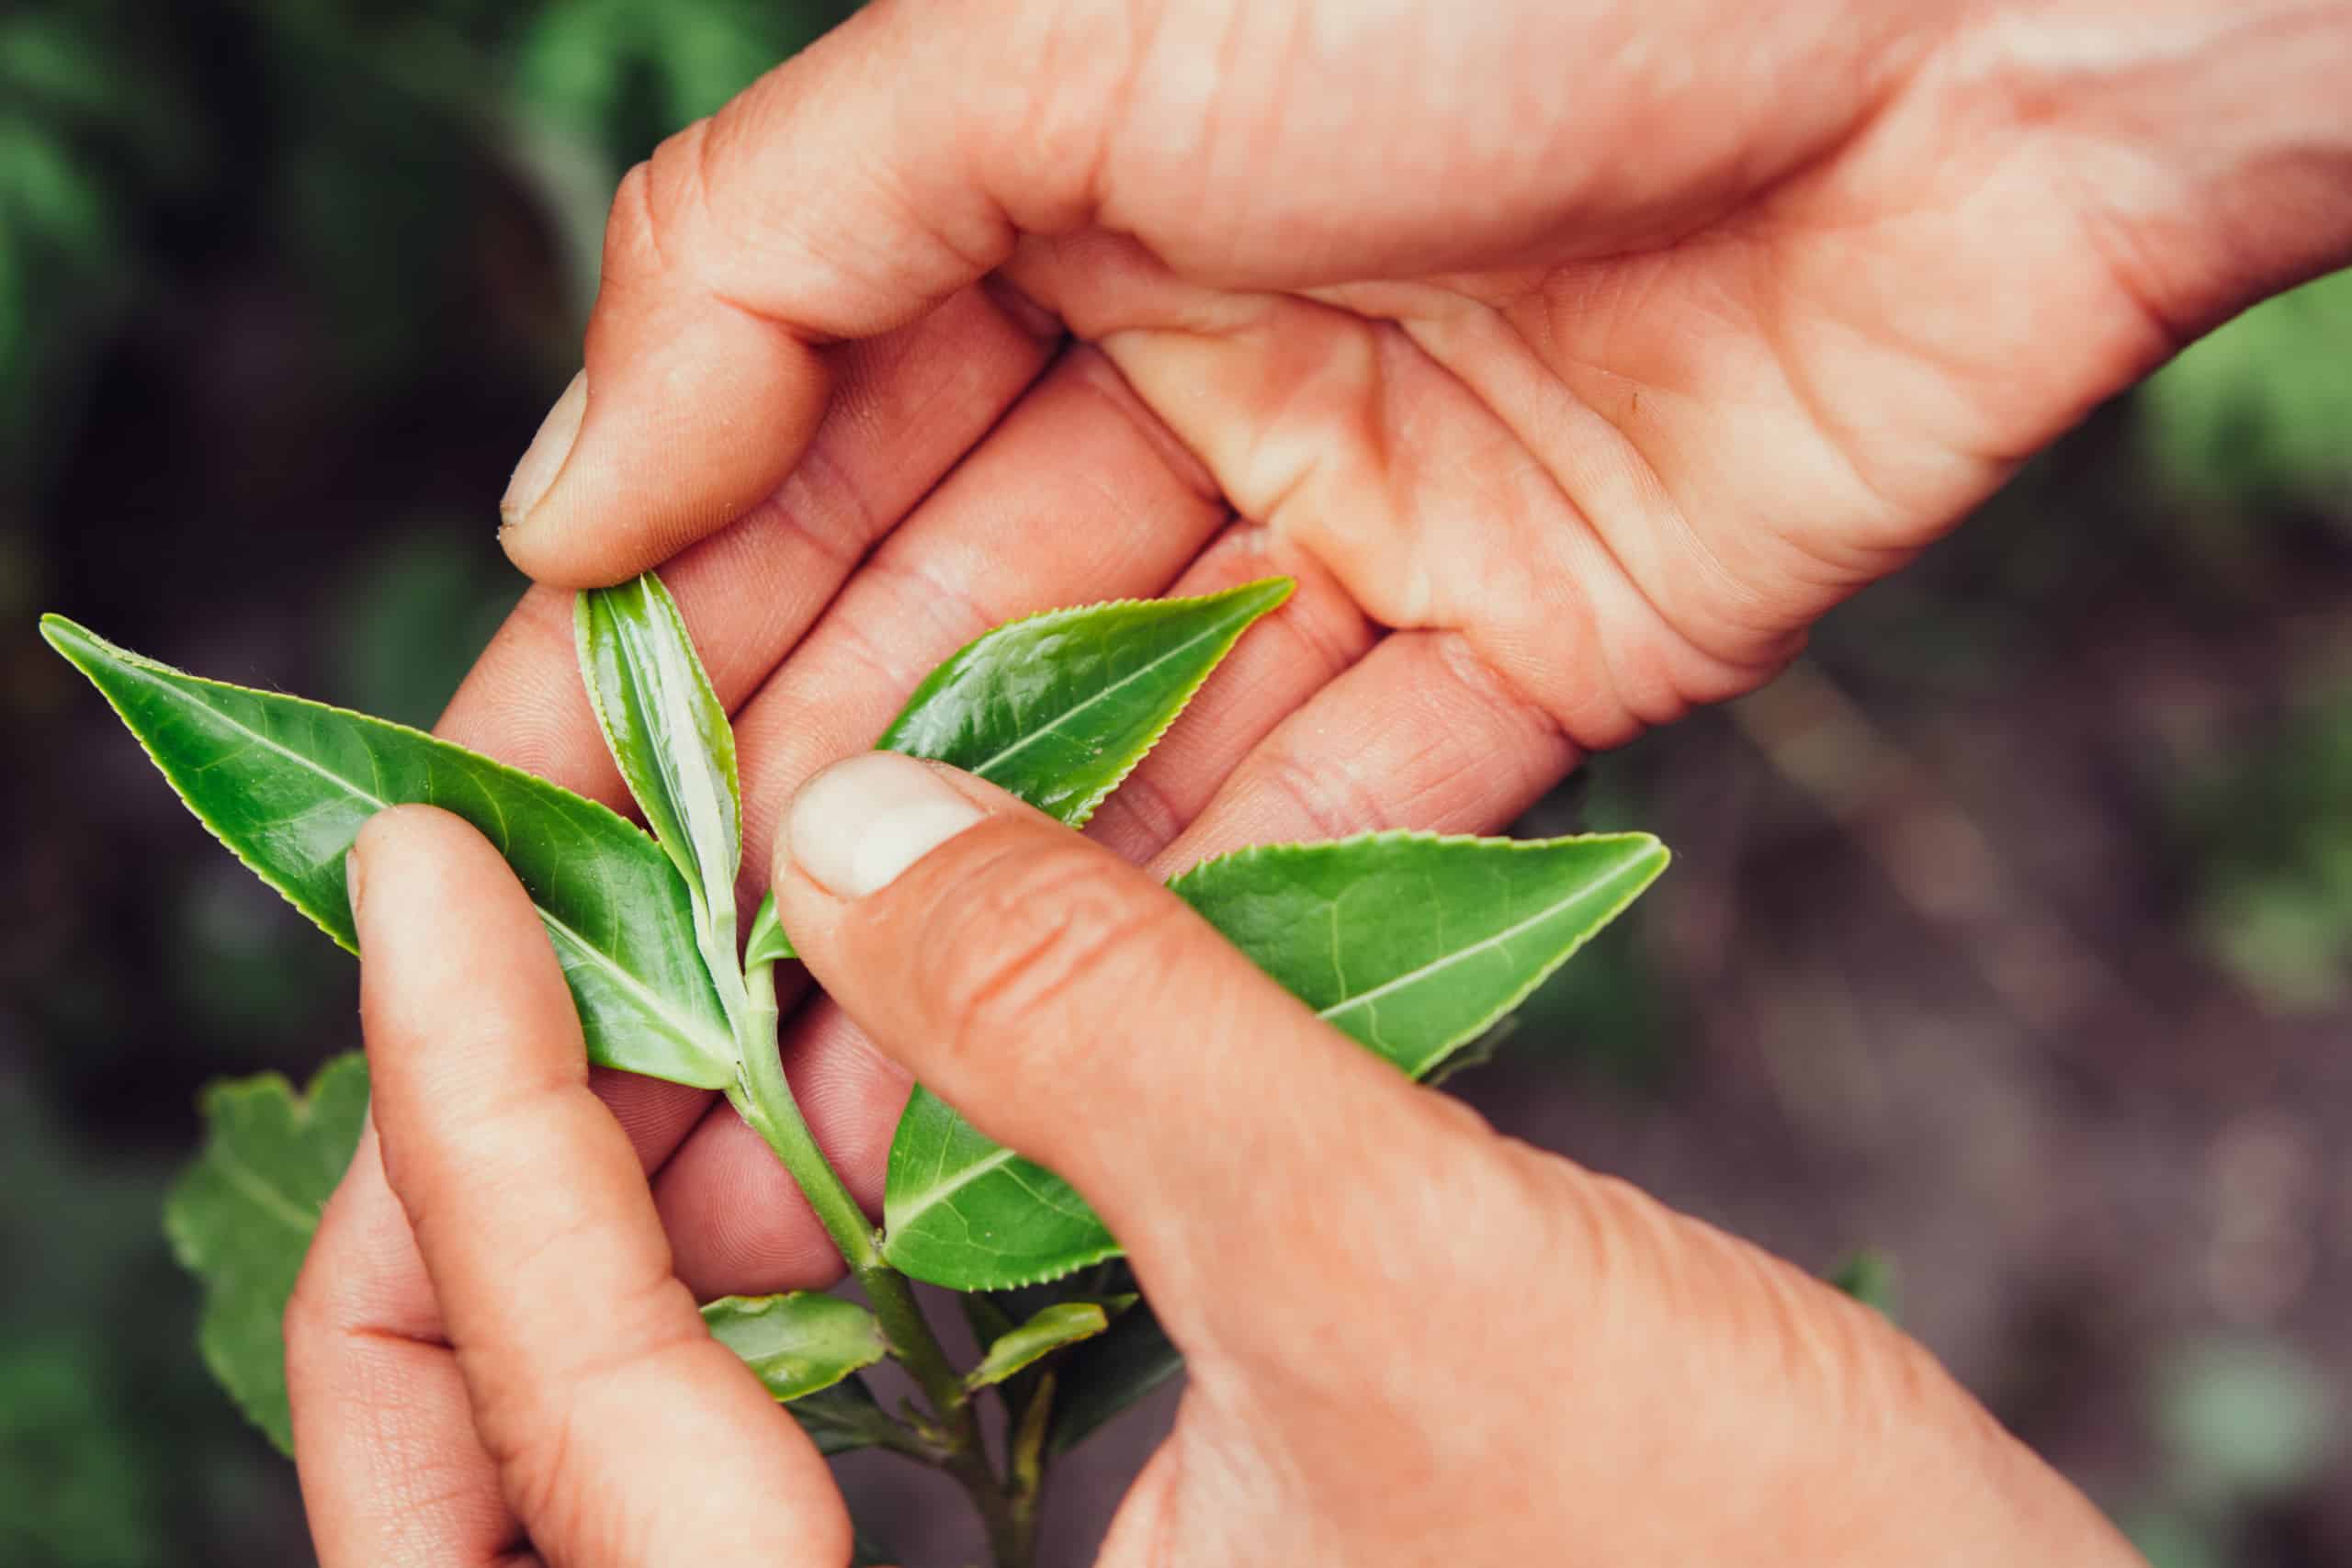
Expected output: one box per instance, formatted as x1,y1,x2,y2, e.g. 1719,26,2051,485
447,0,2198,1299
1001,53,2170,750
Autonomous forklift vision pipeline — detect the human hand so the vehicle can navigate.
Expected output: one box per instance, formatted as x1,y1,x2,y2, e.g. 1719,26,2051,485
286,806,852,1566
436,0,2352,1292
767,751,2154,1562
286,762,2146,1565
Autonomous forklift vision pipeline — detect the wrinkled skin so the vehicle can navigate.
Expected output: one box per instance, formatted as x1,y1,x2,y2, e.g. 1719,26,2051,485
287,0,2351,1562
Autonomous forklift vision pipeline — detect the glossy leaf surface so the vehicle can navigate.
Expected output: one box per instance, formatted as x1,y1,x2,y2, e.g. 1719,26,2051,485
42,615,735,1089
750,582,1291,965
702,1292,887,1401
965,1301,1114,1390
164,1052,370,1454
876,578,1292,829
575,575,747,1029
882,831,1669,1290
1171,830,1672,1077
878,581,1297,1286
882,1086,1122,1289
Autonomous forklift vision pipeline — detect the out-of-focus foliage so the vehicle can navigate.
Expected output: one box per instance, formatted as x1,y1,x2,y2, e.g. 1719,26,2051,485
0,5,206,498
0,0,852,505
2,4,849,1564
2173,679,2352,1013
2140,269,2352,520
2134,271,2352,1016
0,1080,288,1568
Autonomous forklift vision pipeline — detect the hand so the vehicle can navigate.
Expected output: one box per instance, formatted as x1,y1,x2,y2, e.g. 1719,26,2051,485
771,753,2145,1562
435,1,2352,1297
285,766,2146,1564
287,807,851,1566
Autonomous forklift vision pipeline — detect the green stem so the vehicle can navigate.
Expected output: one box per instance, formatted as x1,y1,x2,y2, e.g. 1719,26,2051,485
729,958,1032,1566
863,1267,1027,1562
727,961,877,1271
1006,1369,1057,1562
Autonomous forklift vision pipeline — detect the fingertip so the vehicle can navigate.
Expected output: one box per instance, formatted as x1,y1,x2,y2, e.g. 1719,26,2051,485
351,805,582,1119
349,805,505,929
499,307,835,589
781,751,992,904
499,369,587,530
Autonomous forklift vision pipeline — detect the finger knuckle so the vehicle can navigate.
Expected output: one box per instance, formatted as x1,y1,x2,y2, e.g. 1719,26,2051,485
917,839,1187,1079
601,119,714,284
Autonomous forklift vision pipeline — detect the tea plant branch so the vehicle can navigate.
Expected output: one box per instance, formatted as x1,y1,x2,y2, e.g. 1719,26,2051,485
728,956,877,1273
56,574,1670,1568
731,953,1033,1561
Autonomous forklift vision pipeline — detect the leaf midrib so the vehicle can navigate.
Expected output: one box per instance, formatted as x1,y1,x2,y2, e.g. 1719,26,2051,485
963,606,1248,782
887,853,1661,1238
143,660,722,1055
1317,852,1660,1028
211,1145,324,1237
888,1140,1023,1236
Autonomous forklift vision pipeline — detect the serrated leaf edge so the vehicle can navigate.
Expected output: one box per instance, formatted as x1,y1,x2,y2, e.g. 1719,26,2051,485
1170,828,1671,1079
880,576,1294,831
42,615,735,1084
40,614,675,957
882,828,1668,1290
885,1231,1129,1294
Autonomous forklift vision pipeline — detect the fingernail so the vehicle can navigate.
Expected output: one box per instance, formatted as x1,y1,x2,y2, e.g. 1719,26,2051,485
787,752,987,899
501,370,587,528
344,842,366,922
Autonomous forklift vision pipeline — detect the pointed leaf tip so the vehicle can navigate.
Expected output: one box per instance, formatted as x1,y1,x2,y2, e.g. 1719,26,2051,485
46,615,736,1089
965,1300,1114,1390
38,612,113,671
881,827,1671,1291
1171,829,1671,1078
874,576,1296,831
573,571,750,1043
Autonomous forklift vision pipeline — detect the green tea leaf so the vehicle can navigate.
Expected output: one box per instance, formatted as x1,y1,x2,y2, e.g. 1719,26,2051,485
881,1086,1123,1289
41,615,735,1089
965,1300,1113,1391
743,889,790,968
574,574,748,1032
881,830,1669,1290
875,582,1295,1287
753,581,1293,964
702,1292,887,1402
1170,830,1672,1077
1047,1295,1183,1455
163,1053,370,1454
877,578,1293,828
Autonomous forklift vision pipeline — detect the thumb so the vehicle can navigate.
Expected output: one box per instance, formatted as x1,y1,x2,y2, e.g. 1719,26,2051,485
770,751,1448,1310
496,0,1118,587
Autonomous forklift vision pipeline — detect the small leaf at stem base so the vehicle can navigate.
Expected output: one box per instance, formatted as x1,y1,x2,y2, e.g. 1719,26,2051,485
965,1301,1114,1391
703,1292,888,1401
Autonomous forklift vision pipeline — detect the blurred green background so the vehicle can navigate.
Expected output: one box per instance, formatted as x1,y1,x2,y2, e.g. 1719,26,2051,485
2,3,2346,1564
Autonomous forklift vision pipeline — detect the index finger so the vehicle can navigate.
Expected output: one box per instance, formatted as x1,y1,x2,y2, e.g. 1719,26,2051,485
347,805,846,1568
496,0,1110,585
